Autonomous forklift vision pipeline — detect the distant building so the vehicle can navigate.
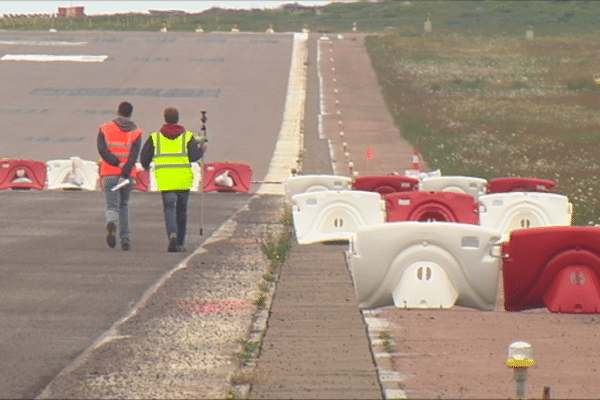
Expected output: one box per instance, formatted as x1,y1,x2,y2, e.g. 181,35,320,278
57,6,85,17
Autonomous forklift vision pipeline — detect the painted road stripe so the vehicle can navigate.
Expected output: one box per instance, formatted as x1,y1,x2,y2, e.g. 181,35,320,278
0,40,87,46
1,54,107,62
257,32,307,195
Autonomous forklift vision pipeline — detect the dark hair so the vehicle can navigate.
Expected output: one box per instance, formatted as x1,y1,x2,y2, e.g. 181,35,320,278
164,107,179,124
117,101,133,118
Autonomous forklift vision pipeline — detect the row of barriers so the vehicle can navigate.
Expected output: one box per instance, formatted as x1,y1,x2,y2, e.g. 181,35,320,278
0,158,254,193
285,174,556,202
352,174,555,198
285,173,600,314
286,173,572,243
5,158,598,314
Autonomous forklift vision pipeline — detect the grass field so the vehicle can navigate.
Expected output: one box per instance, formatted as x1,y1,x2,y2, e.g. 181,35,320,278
366,30,600,225
3,1,600,224
360,2,600,226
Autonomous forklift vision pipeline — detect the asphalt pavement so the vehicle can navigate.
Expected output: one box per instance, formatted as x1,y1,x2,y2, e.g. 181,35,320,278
0,190,250,398
0,30,293,399
1,31,405,399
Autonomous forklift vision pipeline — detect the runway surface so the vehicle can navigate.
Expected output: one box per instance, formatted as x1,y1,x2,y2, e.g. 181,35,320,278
0,30,292,177
0,30,295,399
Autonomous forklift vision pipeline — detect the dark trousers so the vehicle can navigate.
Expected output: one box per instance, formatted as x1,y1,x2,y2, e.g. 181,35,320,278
161,190,190,247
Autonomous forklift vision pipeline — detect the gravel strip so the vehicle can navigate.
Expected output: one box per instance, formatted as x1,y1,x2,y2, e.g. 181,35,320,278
38,194,287,399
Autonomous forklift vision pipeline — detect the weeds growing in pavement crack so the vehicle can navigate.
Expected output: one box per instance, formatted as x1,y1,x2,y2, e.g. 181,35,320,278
233,339,259,366
228,204,294,397
259,229,292,274
253,293,268,308
237,338,260,353
295,148,306,173
379,331,394,352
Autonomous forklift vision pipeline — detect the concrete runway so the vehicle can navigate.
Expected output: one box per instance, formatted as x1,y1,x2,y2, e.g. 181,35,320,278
0,30,294,399
0,30,292,177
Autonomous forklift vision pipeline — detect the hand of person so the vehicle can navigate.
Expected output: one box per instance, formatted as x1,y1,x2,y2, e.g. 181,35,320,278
195,136,208,152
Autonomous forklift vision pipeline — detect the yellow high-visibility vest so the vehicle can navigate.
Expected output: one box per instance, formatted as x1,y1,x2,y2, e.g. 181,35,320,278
149,130,194,191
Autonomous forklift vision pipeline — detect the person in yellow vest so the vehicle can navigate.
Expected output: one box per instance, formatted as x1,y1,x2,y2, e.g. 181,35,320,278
140,107,207,252
97,101,142,251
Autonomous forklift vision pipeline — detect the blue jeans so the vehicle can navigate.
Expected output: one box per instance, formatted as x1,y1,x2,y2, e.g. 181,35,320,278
102,175,135,240
161,190,190,247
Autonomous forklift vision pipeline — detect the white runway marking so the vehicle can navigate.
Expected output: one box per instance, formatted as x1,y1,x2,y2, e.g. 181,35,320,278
257,32,308,195
0,40,87,46
1,54,107,62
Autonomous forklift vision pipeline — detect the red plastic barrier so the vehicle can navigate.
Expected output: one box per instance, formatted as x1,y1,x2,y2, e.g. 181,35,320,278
502,226,600,313
385,191,479,224
487,177,555,193
543,266,600,313
134,169,150,192
203,161,253,193
95,161,149,192
353,175,419,195
0,159,46,190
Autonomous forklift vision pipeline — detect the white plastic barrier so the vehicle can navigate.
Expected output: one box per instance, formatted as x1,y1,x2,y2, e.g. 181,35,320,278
292,190,385,244
349,222,502,310
284,174,352,203
148,163,202,192
404,169,441,181
479,192,572,241
46,157,99,191
420,175,488,200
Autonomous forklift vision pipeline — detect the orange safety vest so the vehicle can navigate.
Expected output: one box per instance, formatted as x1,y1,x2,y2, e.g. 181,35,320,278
99,121,142,177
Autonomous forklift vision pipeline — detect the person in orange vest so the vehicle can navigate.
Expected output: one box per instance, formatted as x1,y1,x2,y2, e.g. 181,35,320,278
140,107,206,252
97,101,143,251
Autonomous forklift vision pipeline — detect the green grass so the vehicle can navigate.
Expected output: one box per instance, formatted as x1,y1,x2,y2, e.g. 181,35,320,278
365,26,600,225
253,293,269,308
236,338,260,353
5,1,600,34
259,226,292,273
